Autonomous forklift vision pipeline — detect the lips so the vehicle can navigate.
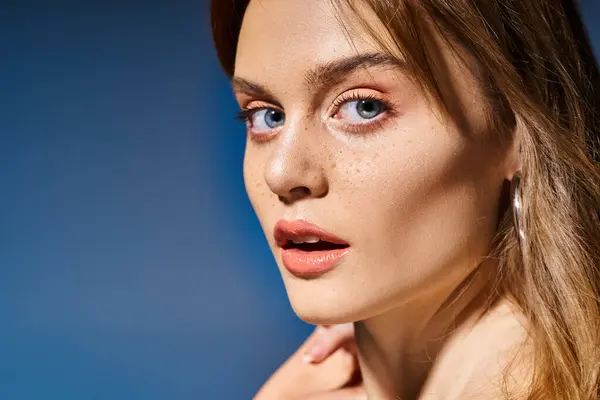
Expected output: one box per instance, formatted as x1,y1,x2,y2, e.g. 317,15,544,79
274,220,350,277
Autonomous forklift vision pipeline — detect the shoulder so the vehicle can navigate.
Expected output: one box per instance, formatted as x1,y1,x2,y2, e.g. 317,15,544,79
461,301,534,399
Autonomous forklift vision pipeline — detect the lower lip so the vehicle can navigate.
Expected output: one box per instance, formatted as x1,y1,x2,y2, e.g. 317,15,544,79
281,248,350,277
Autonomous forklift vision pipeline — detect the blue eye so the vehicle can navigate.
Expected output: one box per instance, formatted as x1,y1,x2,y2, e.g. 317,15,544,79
251,109,286,132
338,99,385,121
356,99,383,119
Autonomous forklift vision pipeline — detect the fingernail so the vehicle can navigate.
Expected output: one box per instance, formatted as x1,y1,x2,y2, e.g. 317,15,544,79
306,344,326,361
302,353,314,364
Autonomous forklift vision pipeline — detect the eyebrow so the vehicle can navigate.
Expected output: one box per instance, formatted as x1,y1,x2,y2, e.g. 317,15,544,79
303,52,405,90
231,78,283,108
231,52,405,107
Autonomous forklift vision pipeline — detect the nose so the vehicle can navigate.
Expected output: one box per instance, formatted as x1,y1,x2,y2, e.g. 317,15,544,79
264,124,329,204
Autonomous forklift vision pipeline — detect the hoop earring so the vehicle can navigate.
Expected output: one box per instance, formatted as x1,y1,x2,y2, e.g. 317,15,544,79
510,171,525,247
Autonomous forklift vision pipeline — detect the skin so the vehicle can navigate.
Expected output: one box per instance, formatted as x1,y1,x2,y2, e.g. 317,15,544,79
233,0,530,398
254,324,365,399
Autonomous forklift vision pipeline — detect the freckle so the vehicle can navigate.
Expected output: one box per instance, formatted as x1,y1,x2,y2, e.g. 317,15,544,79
331,163,336,168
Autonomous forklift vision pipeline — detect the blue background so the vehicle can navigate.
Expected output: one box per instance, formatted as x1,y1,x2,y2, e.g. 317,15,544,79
1,2,598,399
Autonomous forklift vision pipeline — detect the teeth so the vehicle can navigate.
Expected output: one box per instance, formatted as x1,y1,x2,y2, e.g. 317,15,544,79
292,236,321,244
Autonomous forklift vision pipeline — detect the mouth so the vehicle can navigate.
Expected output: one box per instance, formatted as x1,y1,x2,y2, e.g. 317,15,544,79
274,220,350,277
282,237,349,252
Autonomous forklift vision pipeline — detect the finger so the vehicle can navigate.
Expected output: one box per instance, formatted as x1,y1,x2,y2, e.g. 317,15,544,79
304,323,355,363
255,346,358,399
305,324,355,363
306,385,367,400
294,326,327,363
302,325,329,350
302,347,358,393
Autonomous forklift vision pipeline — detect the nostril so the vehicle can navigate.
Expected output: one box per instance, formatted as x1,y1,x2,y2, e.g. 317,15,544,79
291,186,311,197
279,186,311,204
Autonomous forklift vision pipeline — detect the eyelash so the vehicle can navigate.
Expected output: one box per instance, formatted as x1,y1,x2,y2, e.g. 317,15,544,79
329,91,394,134
234,108,262,123
331,91,378,109
234,91,395,138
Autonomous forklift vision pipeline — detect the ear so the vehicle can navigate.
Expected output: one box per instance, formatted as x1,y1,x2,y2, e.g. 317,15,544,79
505,116,523,180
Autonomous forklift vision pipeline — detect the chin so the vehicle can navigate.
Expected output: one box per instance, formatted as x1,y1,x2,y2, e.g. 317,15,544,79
284,281,372,325
291,305,358,325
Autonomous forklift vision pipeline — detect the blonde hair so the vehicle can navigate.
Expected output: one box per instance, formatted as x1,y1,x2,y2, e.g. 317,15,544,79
211,1,600,398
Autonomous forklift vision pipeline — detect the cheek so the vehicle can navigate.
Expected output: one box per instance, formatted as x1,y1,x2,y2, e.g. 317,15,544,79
243,149,265,208
334,127,465,216
243,148,277,237
335,124,503,282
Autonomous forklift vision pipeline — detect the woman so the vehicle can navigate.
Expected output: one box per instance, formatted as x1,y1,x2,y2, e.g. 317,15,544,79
211,0,600,399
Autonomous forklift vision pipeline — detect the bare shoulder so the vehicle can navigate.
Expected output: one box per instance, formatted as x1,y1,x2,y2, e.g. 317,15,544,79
419,300,534,400
460,300,534,399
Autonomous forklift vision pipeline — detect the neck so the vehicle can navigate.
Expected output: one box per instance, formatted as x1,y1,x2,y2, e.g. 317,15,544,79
354,260,512,399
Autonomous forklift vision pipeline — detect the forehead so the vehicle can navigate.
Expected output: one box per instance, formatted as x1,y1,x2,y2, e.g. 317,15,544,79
234,0,385,77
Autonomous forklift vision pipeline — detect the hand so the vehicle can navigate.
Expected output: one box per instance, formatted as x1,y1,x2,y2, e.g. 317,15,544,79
254,324,365,400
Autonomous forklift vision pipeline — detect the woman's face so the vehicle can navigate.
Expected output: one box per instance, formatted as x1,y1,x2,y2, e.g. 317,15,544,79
233,0,517,324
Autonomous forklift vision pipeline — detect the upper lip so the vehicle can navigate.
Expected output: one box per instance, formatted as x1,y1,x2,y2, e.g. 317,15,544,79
274,219,349,248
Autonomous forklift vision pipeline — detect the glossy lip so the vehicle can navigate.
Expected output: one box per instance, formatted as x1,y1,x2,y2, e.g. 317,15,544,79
274,219,350,278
